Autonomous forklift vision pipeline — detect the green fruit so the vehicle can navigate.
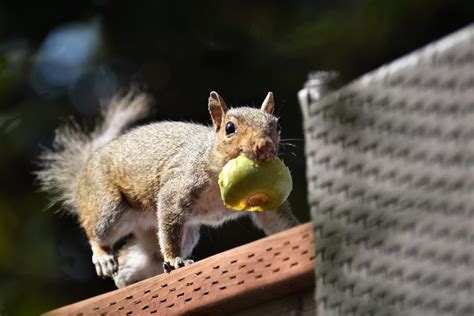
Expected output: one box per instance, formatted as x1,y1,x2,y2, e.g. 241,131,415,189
218,156,293,211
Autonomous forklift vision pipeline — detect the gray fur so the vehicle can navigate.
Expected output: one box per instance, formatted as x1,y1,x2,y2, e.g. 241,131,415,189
37,90,299,285
36,90,151,213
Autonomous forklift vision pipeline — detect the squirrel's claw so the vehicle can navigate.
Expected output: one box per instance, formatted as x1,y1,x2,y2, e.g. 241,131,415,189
175,257,194,268
92,252,118,278
163,257,194,273
163,261,174,273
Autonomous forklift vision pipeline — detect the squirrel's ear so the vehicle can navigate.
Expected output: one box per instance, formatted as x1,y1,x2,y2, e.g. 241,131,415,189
260,92,274,114
208,91,229,131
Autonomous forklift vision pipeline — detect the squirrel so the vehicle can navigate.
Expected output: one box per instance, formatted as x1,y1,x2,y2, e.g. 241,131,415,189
36,90,299,287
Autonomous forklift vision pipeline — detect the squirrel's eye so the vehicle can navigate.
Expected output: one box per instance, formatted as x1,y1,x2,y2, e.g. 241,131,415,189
225,121,236,135
277,123,282,135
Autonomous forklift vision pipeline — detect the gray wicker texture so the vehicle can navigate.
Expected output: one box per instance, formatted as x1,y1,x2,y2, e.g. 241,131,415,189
299,25,474,316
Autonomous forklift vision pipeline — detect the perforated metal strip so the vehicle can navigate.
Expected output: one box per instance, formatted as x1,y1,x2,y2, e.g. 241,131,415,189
45,223,315,315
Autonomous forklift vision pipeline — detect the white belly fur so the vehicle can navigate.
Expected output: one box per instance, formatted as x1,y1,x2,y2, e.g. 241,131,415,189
189,182,246,227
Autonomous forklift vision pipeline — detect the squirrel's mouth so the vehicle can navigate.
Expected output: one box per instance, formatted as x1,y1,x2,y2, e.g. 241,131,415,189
242,150,276,163
237,140,278,163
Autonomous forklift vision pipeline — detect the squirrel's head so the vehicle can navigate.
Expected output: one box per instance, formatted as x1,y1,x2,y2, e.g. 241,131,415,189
209,91,281,165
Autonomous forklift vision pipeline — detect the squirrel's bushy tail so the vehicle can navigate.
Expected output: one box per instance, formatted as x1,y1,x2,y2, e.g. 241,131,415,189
36,90,152,214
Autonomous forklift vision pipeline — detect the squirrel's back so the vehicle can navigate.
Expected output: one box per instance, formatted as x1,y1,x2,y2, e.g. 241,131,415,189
103,121,213,169
77,121,215,211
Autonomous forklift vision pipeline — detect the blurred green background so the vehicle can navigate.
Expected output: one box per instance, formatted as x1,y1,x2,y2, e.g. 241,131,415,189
0,0,473,314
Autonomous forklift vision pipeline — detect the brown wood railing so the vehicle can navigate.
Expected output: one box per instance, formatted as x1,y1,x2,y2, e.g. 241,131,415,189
45,223,315,315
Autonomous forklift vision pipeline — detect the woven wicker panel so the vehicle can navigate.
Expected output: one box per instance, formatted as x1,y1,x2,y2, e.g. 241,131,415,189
299,25,474,316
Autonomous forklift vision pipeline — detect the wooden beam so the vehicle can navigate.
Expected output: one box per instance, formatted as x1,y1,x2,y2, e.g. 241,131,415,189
234,289,315,316
45,223,315,315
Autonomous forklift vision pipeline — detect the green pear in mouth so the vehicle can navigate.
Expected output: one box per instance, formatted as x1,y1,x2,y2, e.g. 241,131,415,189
218,155,293,212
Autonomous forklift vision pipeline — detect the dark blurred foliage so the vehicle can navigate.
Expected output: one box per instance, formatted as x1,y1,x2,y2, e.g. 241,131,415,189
0,0,473,314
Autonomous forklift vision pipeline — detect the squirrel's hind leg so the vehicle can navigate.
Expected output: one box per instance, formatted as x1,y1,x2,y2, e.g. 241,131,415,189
77,162,154,278
83,202,141,278
113,229,163,288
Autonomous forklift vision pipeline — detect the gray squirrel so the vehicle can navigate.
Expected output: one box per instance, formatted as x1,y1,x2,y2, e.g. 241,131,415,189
37,90,299,287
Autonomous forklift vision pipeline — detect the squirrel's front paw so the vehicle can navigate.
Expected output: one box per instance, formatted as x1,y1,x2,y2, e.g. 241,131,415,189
163,257,194,273
92,252,118,278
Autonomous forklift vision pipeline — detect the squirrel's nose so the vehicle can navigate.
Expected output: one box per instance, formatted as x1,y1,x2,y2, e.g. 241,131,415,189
254,138,276,162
